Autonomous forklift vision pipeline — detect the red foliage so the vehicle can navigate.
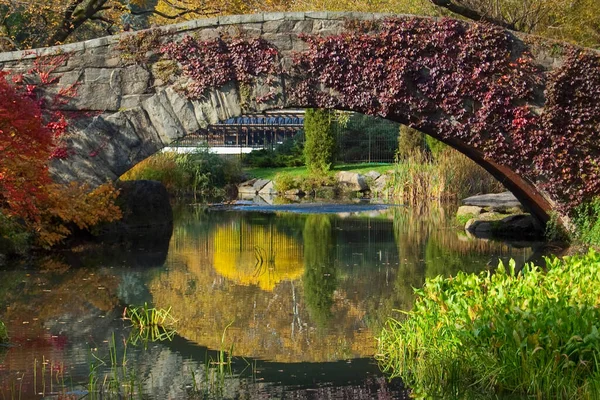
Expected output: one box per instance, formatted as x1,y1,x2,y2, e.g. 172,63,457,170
154,17,600,212
288,18,600,211
0,71,53,221
161,36,281,101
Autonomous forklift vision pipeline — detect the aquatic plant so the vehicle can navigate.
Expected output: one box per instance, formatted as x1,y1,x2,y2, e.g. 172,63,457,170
89,332,142,399
0,321,8,343
376,249,600,398
124,303,177,346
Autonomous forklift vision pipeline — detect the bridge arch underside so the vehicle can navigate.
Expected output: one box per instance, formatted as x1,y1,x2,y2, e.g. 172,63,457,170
50,97,554,225
5,12,593,225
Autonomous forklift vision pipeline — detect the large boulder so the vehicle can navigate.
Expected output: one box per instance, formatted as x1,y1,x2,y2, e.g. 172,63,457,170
457,205,484,217
337,171,369,192
462,192,523,212
238,179,258,196
93,180,173,249
466,213,543,240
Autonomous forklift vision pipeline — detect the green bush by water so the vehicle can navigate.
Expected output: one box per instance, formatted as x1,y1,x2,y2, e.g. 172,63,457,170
376,250,600,399
120,150,243,197
573,197,600,245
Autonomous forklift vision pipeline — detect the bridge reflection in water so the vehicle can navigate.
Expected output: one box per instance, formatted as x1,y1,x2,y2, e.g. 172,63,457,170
156,205,538,363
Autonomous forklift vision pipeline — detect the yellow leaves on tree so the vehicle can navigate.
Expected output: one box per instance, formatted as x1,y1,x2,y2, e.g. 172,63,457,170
34,182,122,248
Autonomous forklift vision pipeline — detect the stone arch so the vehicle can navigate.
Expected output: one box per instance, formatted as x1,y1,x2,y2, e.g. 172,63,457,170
0,12,598,225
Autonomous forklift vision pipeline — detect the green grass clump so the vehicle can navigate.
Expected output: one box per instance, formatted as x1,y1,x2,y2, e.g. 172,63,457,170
573,197,600,246
124,304,176,346
377,249,600,399
246,163,392,181
0,321,8,343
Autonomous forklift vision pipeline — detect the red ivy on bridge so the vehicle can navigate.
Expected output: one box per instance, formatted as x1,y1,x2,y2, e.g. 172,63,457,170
161,36,281,101
160,17,600,212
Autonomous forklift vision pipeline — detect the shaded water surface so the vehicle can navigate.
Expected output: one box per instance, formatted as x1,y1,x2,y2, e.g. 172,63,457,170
0,203,543,399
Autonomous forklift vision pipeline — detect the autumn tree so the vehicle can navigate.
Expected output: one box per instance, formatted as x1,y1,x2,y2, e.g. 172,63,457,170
0,72,121,248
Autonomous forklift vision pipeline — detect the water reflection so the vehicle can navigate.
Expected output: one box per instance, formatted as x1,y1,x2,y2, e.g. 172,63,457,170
0,202,543,398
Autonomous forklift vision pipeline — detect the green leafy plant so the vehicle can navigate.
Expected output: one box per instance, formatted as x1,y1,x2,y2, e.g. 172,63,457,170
377,249,600,398
572,197,600,245
124,303,177,346
0,320,8,343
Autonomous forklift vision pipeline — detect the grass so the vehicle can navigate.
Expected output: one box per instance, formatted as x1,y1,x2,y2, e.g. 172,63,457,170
245,162,393,180
0,321,8,343
123,304,177,347
376,249,600,399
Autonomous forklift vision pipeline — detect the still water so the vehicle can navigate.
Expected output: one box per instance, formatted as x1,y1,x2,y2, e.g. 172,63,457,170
0,202,543,399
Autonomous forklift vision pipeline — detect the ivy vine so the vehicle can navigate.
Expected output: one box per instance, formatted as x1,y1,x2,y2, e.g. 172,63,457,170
158,17,600,213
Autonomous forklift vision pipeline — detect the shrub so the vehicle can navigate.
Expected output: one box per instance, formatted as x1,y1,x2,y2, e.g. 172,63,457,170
436,149,504,199
396,125,425,160
303,108,337,174
120,150,243,197
273,173,298,193
0,212,31,255
377,250,600,398
572,197,600,245
391,149,504,203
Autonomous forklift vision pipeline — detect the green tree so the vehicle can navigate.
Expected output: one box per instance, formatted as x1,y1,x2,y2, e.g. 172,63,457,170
303,108,337,174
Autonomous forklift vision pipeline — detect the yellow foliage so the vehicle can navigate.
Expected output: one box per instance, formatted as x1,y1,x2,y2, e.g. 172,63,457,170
212,224,304,291
34,181,122,248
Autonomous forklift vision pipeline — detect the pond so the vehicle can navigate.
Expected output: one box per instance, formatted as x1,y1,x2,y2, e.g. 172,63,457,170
0,202,545,399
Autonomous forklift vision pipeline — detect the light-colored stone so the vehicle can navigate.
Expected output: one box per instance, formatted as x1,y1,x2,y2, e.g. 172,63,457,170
457,205,484,217
365,170,381,180
238,179,258,195
252,179,271,192
258,180,276,195
337,171,369,192
462,192,522,208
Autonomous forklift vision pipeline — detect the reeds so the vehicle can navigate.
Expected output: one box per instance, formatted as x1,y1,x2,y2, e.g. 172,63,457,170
376,249,600,398
391,149,504,203
123,303,177,346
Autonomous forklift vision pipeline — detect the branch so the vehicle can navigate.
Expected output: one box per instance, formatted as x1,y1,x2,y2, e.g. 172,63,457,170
429,0,517,31
130,7,220,20
47,0,109,46
0,35,19,50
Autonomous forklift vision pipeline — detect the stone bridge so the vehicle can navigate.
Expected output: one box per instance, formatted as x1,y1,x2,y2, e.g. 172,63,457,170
1,12,599,224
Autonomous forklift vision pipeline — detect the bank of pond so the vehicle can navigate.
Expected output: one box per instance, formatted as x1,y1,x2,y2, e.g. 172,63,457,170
0,201,596,399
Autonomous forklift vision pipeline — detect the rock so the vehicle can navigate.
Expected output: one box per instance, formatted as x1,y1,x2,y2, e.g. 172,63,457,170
371,174,390,195
462,192,523,210
258,180,276,195
337,171,369,192
457,205,484,217
238,179,258,195
466,213,543,240
365,170,381,180
285,188,305,196
253,179,272,192
91,180,174,250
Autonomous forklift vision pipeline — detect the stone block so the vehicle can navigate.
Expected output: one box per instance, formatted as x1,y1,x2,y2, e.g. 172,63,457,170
457,205,484,217
253,179,271,192
337,171,369,192
264,12,286,21
258,181,276,195
141,90,186,145
121,65,151,95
